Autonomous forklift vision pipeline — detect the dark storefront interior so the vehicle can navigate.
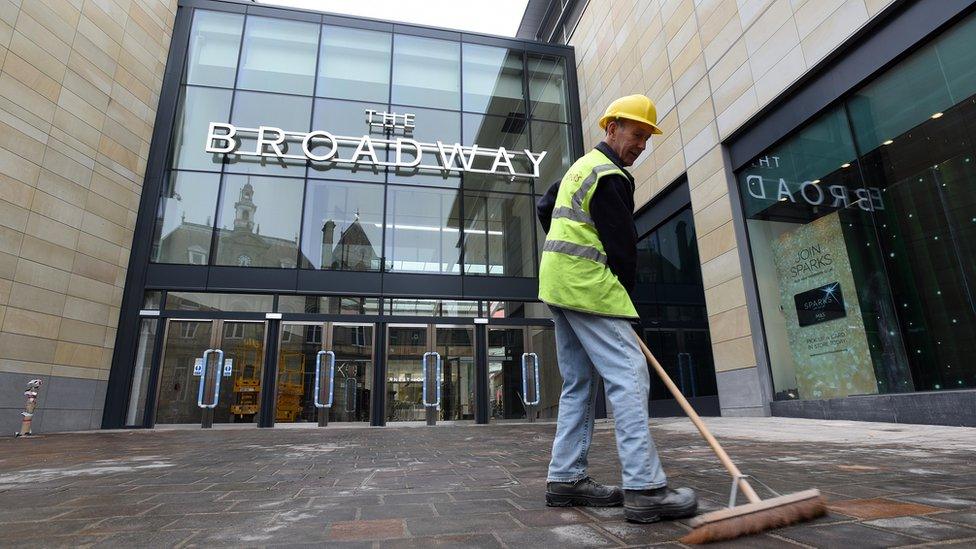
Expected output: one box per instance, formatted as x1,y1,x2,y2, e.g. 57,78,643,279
735,11,976,411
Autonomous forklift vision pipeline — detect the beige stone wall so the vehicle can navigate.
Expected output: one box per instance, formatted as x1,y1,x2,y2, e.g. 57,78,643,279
570,0,894,405
0,0,177,430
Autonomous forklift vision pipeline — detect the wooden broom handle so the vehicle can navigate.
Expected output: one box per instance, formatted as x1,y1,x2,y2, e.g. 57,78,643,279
636,335,761,504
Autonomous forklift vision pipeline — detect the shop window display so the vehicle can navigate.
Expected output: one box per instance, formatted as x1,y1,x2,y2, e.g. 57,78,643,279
736,13,976,399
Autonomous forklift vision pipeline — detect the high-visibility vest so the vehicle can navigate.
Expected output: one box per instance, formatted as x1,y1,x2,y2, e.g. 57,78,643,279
538,149,638,318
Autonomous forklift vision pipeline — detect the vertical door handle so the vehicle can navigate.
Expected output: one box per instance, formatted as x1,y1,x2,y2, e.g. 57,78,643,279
197,349,224,408
314,350,335,408
422,351,442,407
521,352,541,406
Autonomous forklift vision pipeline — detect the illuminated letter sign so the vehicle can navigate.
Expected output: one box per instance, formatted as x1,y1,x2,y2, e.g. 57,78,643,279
205,110,549,179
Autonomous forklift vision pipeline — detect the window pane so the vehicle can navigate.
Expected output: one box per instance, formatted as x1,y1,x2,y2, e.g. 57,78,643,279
214,174,304,268
485,300,551,318
462,43,525,116
531,121,572,187
185,10,243,87
384,185,462,274
389,105,460,187
463,192,535,277
309,98,387,182
277,295,381,314
318,26,391,102
528,54,569,122
227,91,312,176
739,107,858,219
237,16,318,95
392,34,459,109
166,292,275,312
855,82,976,393
125,318,158,426
143,291,162,309
151,171,220,264
735,108,911,401
301,180,384,270
462,113,532,193
938,14,976,103
387,298,479,316
171,86,232,171
657,209,701,285
847,48,953,154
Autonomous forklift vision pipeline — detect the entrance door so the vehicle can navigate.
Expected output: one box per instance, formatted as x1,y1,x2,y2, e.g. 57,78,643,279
644,328,718,402
487,325,561,421
386,325,475,422
155,319,267,425
275,322,374,424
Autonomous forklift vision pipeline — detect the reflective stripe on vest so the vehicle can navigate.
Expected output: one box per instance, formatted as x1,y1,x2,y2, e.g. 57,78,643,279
551,205,593,225
542,239,607,264
571,164,620,211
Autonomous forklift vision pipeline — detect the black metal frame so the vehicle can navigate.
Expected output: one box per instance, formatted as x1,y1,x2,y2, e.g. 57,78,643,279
103,0,582,428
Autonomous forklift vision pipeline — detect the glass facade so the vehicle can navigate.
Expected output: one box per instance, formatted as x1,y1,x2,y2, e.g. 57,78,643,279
119,4,580,430
736,13,976,401
150,8,574,280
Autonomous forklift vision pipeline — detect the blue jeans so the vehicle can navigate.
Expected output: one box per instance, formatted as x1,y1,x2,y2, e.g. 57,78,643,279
546,306,668,490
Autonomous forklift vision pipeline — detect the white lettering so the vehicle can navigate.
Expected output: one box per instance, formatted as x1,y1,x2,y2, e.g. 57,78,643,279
777,178,795,202
869,187,885,210
350,135,379,164
203,111,548,178
746,175,766,199
799,180,824,205
256,126,286,157
828,185,850,208
490,147,515,175
524,149,547,177
436,141,478,171
395,138,422,167
206,122,237,154
853,187,872,211
302,131,337,162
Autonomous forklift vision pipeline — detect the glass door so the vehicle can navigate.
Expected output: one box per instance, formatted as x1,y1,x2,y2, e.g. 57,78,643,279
487,325,560,421
386,324,476,422
155,320,213,424
155,320,267,425
330,324,373,422
435,326,475,421
529,325,560,420
275,322,373,424
488,327,525,420
386,325,428,421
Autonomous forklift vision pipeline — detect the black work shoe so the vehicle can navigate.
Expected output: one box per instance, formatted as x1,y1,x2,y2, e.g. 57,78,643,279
546,477,624,507
623,486,698,523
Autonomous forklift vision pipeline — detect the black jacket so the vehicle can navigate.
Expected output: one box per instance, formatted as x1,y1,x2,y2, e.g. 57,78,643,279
537,142,638,295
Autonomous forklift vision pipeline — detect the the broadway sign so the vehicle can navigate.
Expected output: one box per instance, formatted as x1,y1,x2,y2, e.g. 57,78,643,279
205,110,549,179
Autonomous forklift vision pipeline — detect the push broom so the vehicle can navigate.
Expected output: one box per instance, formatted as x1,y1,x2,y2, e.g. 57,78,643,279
635,336,826,544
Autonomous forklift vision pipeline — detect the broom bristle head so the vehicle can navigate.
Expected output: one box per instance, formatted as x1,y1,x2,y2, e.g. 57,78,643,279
680,490,826,544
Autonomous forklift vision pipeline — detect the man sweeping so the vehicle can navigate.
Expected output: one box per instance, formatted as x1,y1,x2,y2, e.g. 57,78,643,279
536,94,698,523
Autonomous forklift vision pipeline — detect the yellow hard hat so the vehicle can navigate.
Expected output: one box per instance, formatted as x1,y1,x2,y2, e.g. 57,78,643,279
598,94,663,135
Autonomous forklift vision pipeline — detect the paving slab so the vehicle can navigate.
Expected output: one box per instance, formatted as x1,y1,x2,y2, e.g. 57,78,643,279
0,418,974,547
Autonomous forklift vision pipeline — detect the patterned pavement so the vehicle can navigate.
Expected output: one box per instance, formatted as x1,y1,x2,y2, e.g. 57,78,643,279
1,419,975,548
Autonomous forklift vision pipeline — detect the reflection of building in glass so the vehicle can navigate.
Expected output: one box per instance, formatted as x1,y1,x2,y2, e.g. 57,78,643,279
156,181,299,268
317,214,380,271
